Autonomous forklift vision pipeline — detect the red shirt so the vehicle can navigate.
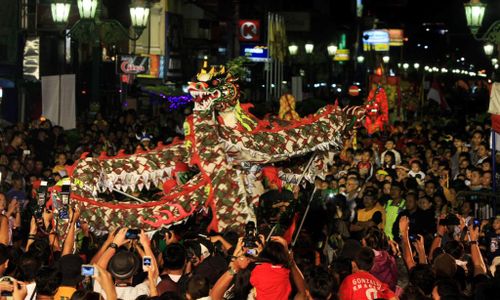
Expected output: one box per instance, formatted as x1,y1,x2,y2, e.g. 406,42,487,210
250,262,291,300
339,271,396,300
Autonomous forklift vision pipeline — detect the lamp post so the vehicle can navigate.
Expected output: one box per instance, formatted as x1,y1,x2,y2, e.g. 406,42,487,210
464,0,499,211
51,0,150,42
304,42,314,93
414,63,420,70
357,56,365,63
463,1,499,56
327,44,337,99
50,0,151,113
382,55,390,64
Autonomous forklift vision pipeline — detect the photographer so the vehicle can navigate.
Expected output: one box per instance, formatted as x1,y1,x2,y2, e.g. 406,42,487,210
94,228,159,300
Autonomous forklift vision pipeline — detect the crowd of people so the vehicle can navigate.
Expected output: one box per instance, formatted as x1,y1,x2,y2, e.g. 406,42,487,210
0,102,499,300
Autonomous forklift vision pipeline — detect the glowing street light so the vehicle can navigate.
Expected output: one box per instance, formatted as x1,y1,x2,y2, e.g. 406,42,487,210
414,63,420,70
382,55,390,63
402,63,409,70
305,42,314,54
50,0,71,24
464,0,486,35
357,56,365,63
288,43,298,56
327,44,338,57
483,43,494,56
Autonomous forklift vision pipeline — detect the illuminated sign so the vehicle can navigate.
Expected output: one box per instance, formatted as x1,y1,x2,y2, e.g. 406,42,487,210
362,30,390,51
23,37,39,80
334,49,350,61
388,29,404,46
238,20,260,42
240,45,269,62
118,55,165,78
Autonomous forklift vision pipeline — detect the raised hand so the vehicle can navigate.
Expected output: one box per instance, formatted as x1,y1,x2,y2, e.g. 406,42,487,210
399,216,410,234
112,227,128,247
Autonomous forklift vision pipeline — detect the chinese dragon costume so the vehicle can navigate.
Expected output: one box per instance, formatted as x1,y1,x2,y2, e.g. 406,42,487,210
52,65,365,234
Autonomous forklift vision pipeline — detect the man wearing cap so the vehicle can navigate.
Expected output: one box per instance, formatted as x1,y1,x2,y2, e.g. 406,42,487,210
94,228,159,300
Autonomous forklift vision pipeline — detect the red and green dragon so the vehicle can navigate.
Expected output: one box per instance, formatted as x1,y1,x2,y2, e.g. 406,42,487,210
53,65,365,234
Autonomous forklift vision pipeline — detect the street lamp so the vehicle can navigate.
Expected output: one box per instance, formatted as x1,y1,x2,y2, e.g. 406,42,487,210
414,63,420,70
77,0,98,20
382,55,390,63
403,63,409,70
463,0,500,46
357,56,365,63
484,43,494,56
463,0,487,35
288,43,298,56
493,58,499,65
327,44,338,57
305,42,314,54
50,0,151,42
51,0,71,24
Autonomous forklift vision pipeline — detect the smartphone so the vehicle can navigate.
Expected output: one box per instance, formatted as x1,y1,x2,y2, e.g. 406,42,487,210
409,235,417,242
81,265,96,277
61,184,70,205
23,150,31,156
143,256,152,268
126,229,139,239
59,209,69,220
245,249,258,256
38,181,48,206
473,218,480,227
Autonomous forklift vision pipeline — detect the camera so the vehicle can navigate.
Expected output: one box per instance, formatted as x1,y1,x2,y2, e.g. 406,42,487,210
126,229,140,239
81,265,96,277
59,183,71,220
409,234,417,242
473,218,480,227
243,221,258,248
35,181,48,219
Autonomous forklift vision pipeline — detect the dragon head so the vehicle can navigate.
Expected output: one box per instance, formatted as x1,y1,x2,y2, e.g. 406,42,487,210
188,64,240,112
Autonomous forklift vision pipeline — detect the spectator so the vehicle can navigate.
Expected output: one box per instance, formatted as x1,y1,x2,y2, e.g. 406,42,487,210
338,247,397,300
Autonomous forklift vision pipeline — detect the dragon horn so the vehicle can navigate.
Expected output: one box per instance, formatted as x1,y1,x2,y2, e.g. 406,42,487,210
209,66,216,77
219,66,226,74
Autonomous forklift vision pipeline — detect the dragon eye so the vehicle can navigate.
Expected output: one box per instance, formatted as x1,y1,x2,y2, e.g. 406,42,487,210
211,79,219,86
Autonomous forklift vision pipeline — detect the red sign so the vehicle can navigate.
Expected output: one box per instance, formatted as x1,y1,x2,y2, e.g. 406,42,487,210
238,20,260,42
348,85,360,96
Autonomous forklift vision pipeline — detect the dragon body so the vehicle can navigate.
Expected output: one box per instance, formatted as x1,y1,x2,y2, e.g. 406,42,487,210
54,65,364,234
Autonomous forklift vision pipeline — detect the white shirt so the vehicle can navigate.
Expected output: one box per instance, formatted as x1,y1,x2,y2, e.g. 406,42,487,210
94,280,150,300
24,282,36,300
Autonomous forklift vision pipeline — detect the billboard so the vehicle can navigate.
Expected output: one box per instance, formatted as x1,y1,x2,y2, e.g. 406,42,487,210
240,45,269,62
117,55,165,78
362,30,390,51
388,29,404,46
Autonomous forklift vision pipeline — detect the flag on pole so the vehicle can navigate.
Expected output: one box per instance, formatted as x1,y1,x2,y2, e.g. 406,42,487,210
426,80,450,111
488,82,500,133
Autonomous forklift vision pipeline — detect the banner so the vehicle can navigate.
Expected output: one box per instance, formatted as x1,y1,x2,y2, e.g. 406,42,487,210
388,29,404,46
117,55,165,78
23,37,39,80
42,74,76,129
